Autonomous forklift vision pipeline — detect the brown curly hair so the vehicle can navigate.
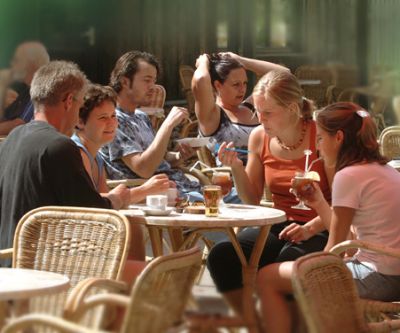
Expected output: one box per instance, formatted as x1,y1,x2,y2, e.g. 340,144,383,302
79,84,117,124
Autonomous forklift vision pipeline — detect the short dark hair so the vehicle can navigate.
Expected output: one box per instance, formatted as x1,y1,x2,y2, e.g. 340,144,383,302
79,84,117,124
109,51,160,93
317,102,388,171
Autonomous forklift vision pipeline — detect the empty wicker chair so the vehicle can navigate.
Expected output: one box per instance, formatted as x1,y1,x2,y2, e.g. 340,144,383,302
3,247,202,333
179,64,196,119
295,65,334,108
148,84,166,109
292,251,400,333
326,65,359,104
145,84,166,131
0,206,130,328
379,125,400,160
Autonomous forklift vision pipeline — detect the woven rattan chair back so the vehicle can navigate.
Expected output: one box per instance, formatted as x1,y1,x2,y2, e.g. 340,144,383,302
148,84,166,108
197,146,217,168
179,64,195,118
379,125,400,160
13,206,130,322
295,65,334,108
121,246,202,333
292,252,370,333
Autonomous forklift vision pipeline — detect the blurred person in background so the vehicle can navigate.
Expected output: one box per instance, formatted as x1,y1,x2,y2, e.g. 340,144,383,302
0,41,49,135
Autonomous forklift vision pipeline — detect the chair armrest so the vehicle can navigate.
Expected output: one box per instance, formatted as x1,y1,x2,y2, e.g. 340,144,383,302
179,166,211,186
330,240,400,259
64,277,128,321
0,248,13,260
2,313,94,333
201,167,232,177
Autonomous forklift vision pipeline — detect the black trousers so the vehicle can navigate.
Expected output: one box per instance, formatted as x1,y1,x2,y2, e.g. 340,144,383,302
206,221,328,292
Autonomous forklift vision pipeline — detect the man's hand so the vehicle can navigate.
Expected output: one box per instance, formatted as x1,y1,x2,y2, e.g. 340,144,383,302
143,174,171,195
108,184,131,209
164,106,189,129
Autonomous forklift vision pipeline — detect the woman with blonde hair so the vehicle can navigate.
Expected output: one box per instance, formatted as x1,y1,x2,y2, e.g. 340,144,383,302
207,70,334,314
257,102,400,333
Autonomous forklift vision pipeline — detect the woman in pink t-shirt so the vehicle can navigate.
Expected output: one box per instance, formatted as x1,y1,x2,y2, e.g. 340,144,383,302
257,102,400,333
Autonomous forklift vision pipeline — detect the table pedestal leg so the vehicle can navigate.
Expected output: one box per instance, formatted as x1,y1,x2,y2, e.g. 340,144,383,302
224,225,271,333
147,226,164,257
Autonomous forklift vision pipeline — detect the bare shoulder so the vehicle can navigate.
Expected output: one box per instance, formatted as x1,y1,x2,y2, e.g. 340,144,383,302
249,125,265,153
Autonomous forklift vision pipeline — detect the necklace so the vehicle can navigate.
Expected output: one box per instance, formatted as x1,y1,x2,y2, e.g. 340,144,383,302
276,121,308,151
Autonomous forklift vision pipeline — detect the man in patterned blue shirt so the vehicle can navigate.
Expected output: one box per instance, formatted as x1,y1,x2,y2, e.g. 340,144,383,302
100,51,201,197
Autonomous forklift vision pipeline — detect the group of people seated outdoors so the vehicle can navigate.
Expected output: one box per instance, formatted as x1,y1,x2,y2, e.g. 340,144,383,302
1,40,400,333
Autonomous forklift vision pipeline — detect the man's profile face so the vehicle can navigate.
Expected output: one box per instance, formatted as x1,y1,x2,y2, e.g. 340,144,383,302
128,60,157,107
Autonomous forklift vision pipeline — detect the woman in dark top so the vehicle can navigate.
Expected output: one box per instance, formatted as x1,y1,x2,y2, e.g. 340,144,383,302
192,52,288,164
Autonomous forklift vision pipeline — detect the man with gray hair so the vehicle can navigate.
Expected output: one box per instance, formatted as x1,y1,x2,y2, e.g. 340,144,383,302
0,41,50,135
0,61,124,258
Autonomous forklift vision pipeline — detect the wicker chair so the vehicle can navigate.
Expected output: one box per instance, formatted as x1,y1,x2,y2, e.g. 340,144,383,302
293,251,400,333
179,64,196,119
295,65,334,108
0,206,130,327
330,240,400,324
378,125,400,160
326,65,359,104
2,247,202,333
146,84,166,131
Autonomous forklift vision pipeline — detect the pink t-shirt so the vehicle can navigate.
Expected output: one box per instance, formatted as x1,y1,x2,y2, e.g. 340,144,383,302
333,163,400,275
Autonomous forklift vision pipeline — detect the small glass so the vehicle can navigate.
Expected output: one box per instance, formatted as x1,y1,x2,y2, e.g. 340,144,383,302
211,172,233,200
203,185,222,217
291,172,314,210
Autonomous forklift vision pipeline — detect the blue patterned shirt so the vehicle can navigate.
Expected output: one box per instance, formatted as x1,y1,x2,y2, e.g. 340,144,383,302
99,108,200,195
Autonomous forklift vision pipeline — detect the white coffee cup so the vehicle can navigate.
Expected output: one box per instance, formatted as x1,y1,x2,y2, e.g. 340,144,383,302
146,195,168,211
165,188,178,205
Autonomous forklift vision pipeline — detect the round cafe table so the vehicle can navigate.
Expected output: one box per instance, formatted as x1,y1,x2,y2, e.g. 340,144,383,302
0,268,69,328
121,203,286,333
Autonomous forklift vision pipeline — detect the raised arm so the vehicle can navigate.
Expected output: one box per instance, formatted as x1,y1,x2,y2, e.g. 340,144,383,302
192,54,220,135
224,52,289,77
122,107,189,178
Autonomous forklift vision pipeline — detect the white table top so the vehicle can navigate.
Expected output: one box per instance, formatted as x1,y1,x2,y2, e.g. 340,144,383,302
0,268,70,301
120,203,286,228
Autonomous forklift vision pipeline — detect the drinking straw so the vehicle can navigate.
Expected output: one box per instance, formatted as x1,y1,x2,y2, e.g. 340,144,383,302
307,157,322,172
214,143,251,154
304,149,312,172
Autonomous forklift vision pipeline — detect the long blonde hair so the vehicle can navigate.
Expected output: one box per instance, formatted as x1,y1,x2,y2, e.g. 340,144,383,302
253,70,314,120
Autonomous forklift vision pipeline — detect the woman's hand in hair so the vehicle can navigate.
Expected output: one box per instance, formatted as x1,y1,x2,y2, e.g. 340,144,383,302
195,54,210,69
220,52,241,63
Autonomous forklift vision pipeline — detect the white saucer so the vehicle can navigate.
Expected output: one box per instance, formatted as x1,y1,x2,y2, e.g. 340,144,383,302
141,207,175,216
175,137,212,148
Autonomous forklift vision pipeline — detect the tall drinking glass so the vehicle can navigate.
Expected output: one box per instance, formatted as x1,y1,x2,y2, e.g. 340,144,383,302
291,171,314,210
